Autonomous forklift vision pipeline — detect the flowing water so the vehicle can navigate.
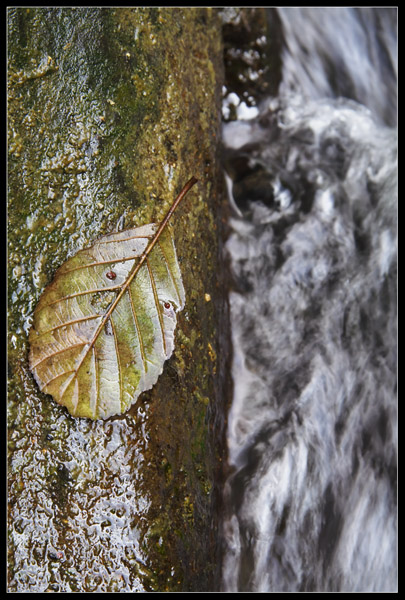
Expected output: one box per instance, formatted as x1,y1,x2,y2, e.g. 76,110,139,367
221,8,397,592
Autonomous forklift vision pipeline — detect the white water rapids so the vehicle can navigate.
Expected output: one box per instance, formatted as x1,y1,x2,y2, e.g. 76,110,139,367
221,8,397,592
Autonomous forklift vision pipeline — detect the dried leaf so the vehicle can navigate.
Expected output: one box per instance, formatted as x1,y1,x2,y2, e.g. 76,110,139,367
28,177,198,419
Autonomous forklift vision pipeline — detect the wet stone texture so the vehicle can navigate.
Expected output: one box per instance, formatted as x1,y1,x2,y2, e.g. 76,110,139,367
8,7,229,592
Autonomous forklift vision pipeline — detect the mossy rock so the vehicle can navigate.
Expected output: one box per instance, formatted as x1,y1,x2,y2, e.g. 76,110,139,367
8,7,228,592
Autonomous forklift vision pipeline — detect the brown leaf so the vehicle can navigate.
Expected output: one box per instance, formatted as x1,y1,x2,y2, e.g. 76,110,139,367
29,177,198,419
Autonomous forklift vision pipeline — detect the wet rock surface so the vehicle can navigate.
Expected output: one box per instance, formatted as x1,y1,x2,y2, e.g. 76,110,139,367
8,7,229,592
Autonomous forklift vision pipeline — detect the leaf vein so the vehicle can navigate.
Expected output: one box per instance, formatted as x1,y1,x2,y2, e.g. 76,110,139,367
157,237,183,307
109,317,123,413
35,314,101,338
96,233,153,245
93,345,99,418
126,286,147,373
42,369,76,389
46,285,121,307
62,255,139,275
146,257,166,355
30,342,87,370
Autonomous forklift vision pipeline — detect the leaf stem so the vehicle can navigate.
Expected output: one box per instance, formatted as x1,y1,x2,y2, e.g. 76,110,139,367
151,176,199,247
121,176,198,295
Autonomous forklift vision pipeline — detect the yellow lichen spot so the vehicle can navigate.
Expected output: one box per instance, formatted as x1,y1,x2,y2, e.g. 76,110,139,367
207,342,216,370
204,293,211,302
